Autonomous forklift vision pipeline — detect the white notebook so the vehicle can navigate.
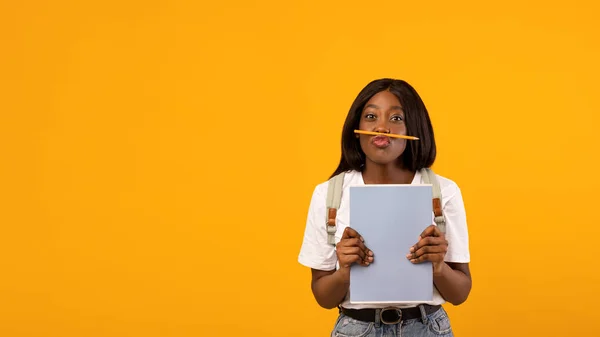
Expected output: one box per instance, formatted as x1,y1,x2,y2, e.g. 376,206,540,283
348,184,434,304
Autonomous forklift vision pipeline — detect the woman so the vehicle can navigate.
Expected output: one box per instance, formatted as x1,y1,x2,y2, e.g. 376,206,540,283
297,78,472,336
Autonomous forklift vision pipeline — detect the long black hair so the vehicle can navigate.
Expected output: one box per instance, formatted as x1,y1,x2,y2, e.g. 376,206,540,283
330,78,437,178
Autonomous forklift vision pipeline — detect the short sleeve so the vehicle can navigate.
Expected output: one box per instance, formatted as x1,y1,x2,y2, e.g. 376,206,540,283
297,184,337,271
442,182,470,263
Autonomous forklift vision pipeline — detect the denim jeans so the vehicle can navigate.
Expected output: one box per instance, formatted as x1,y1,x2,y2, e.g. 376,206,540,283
330,306,453,337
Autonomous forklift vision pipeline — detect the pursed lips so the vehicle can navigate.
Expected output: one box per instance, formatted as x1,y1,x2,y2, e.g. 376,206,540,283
372,135,391,148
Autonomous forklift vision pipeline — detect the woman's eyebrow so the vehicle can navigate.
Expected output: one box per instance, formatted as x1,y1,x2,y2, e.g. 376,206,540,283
364,104,403,111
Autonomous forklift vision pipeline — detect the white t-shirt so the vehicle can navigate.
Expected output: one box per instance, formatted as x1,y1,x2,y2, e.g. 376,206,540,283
297,169,470,309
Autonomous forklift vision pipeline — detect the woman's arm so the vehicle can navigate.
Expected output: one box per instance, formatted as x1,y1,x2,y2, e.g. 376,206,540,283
408,225,472,305
433,262,471,305
310,227,374,309
310,268,349,309
409,180,472,305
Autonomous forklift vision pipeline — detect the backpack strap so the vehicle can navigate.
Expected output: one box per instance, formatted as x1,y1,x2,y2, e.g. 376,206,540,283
421,168,446,234
325,172,345,246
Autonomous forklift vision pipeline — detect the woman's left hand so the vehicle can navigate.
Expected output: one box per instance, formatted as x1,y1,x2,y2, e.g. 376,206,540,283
406,225,448,275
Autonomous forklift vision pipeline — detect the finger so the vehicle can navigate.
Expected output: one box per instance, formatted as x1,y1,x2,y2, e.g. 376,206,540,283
410,236,447,252
340,235,373,259
342,227,351,239
407,245,447,260
418,225,441,239
340,252,372,267
340,246,366,261
409,253,443,264
345,237,370,255
342,246,374,264
343,227,364,241
337,239,374,265
340,254,364,268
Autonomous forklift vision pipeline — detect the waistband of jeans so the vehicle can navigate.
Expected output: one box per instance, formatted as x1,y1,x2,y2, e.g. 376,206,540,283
340,304,441,324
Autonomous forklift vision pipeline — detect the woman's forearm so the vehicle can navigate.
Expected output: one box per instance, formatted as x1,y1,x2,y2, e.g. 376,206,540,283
311,268,350,309
433,262,472,305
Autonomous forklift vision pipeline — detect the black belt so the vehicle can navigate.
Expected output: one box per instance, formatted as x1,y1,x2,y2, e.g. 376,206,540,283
340,304,440,325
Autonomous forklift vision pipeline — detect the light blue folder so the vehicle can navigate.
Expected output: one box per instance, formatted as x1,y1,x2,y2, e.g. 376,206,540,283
349,184,433,304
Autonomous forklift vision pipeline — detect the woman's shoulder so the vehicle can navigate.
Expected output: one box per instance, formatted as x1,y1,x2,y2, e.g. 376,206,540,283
311,170,362,196
428,170,463,201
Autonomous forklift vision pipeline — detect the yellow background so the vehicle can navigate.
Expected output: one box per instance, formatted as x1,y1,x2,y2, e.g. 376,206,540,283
1,1,599,336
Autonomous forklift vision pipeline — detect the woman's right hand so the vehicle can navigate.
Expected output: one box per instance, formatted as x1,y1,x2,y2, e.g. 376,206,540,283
336,227,374,269
310,227,374,309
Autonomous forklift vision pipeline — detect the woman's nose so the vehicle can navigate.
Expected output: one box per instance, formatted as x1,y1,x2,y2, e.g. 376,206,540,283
373,124,390,134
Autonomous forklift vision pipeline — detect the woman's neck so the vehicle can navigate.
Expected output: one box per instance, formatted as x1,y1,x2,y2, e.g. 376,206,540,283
362,162,415,184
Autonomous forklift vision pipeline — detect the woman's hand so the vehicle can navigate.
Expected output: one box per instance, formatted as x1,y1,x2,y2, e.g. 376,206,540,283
406,225,448,275
336,227,374,269
310,227,374,309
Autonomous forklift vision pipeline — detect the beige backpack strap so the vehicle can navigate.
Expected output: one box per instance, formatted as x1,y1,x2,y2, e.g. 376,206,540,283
421,168,446,233
325,172,345,245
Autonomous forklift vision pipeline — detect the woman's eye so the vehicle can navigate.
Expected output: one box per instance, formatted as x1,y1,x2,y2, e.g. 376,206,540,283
391,115,404,122
365,113,376,120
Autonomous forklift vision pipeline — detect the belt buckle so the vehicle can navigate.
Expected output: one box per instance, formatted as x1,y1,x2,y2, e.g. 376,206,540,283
380,307,402,325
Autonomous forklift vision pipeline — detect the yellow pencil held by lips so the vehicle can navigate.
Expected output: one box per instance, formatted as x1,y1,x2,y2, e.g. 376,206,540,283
354,130,420,140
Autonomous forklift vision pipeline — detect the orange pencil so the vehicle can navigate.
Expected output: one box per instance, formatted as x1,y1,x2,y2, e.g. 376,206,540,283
354,130,419,140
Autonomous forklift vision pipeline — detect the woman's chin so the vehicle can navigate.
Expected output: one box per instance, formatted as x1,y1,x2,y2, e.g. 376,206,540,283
365,155,400,166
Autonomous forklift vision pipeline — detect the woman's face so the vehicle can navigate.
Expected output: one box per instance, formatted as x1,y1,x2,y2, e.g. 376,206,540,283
357,90,407,166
